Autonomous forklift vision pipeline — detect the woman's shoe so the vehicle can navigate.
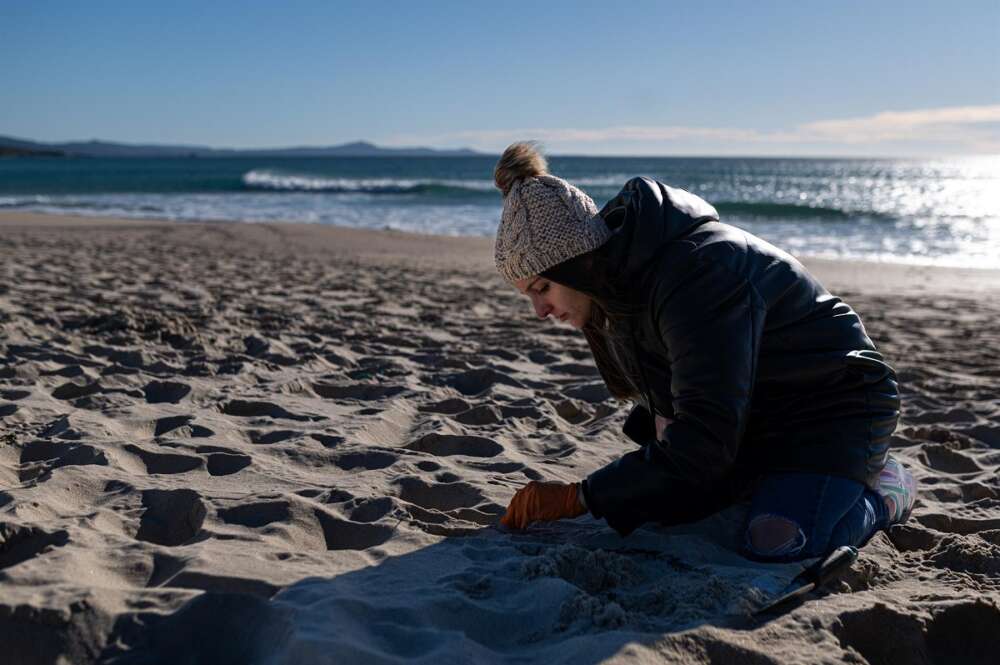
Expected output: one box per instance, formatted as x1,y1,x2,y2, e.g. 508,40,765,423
875,456,916,525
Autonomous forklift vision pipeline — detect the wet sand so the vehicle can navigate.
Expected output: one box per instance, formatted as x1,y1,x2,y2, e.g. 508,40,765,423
1,212,999,664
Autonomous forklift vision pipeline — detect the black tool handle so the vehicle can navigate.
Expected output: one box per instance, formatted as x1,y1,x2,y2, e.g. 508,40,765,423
812,545,859,585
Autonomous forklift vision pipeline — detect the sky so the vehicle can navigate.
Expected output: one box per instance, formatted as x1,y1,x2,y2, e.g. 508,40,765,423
2,0,999,156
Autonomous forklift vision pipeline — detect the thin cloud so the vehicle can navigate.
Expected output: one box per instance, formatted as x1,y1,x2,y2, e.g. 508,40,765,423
798,105,1000,143
385,104,1000,155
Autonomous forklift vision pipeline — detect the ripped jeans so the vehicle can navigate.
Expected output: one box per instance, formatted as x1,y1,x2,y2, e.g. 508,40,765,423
742,472,890,562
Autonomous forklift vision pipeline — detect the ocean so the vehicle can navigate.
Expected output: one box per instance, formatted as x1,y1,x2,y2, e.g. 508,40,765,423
1,155,997,268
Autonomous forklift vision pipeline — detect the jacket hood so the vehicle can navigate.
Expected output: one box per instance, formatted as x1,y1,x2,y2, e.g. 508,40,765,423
598,177,719,294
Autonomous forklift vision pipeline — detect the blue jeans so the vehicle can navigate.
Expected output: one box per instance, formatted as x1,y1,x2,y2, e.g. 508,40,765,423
742,472,890,562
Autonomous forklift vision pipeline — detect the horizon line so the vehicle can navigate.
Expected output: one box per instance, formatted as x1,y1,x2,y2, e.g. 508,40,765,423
4,133,998,162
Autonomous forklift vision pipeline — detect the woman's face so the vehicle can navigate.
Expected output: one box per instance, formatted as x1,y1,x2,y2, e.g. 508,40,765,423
514,275,592,329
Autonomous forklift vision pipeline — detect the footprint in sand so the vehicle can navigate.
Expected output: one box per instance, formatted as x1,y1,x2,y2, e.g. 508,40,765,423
144,380,192,404
442,367,525,396
961,482,999,501
315,488,355,504
346,497,397,523
553,399,589,424
312,508,395,550
0,523,69,570
500,404,544,419
153,415,193,437
393,475,486,511
221,400,314,422
193,445,253,476
347,358,409,381
135,489,206,547
480,347,520,362
154,415,214,438
452,405,502,426
247,429,302,445
217,500,291,528
124,444,204,475
528,349,559,364
410,352,469,369
18,440,109,481
551,362,600,377
51,380,103,400
204,452,253,476
964,424,1000,449
41,364,88,378
331,450,398,471
462,460,544,480
406,433,503,458
313,382,407,401
919,444,983,474
309,433,345,448
523,435,578,459
82,345,150,369
562,382,611,404
886,524,942,552
242,335,271,357
73,392,139,411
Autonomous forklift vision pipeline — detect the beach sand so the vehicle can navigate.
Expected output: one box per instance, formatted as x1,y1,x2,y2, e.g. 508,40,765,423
1,212,999,664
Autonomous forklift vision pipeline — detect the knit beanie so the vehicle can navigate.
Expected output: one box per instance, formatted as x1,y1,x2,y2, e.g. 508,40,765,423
493,142,612,283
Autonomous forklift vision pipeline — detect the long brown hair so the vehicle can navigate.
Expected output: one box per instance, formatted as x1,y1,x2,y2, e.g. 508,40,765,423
541,246,642,400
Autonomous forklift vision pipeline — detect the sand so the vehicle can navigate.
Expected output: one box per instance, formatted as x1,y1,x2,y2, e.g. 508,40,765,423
1,211,998,664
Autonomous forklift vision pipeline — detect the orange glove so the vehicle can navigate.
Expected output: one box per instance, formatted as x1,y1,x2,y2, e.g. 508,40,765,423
500,481,587,530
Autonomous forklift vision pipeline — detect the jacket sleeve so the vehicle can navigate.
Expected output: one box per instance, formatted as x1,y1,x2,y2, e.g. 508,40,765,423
582,256,766,536
622,403,656,445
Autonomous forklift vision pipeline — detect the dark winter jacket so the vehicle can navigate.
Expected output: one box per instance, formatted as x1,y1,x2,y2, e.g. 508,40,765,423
576,177,900,537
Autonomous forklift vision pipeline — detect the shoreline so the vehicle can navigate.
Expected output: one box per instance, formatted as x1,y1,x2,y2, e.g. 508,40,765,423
3,210,999,297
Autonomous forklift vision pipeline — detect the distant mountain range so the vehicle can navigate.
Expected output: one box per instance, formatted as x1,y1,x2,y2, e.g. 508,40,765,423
0,135,484,158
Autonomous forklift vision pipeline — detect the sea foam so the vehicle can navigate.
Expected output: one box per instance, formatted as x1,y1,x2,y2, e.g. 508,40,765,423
242,170,495,194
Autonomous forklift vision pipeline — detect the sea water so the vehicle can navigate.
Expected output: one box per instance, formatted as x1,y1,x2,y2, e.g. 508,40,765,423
1,155,997,268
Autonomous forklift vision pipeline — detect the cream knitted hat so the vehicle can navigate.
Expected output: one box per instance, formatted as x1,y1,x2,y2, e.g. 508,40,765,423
493,143,612,283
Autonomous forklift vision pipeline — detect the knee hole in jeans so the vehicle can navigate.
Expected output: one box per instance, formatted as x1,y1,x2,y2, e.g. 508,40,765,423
746,514,807,558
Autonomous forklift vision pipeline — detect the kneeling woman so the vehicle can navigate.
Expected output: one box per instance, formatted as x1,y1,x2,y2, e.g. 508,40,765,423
493,143,916,561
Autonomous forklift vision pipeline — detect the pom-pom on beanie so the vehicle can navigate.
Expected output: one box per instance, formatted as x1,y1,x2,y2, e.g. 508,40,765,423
493,142,612,283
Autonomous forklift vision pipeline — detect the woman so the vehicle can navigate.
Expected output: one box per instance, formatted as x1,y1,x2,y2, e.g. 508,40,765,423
493,142,916,562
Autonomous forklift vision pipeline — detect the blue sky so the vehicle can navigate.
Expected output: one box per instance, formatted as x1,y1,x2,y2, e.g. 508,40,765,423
2,0,998,156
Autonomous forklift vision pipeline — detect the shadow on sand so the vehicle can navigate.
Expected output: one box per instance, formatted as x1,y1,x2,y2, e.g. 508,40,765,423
101,504,808,664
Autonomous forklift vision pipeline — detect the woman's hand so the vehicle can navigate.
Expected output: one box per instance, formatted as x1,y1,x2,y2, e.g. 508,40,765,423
499,481,587,530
